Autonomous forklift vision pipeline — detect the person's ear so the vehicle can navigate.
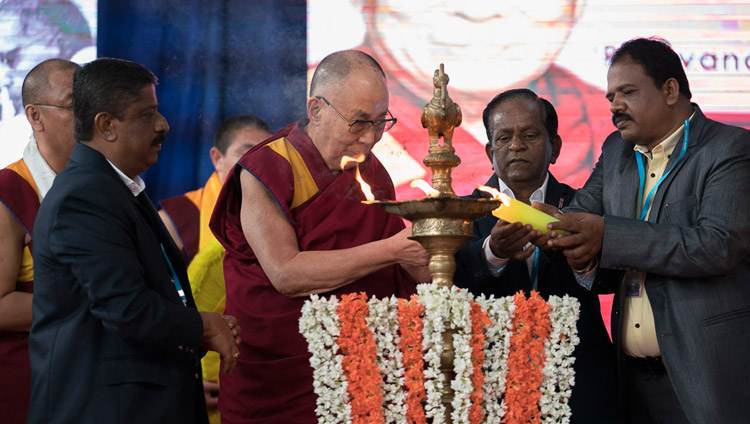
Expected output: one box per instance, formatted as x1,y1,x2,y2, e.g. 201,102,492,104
307,96,324,124
209,146,224,171
549,134,562,165
663,78,680,106
24,104,44,132
484,142,494,170
94,112,116,142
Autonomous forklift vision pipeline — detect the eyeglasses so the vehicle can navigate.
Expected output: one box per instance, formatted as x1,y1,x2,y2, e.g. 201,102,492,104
316,96,397,134
32,103,74,112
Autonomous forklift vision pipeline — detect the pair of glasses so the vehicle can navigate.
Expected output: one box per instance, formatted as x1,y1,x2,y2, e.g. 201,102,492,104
316,96,397,134
32,103,74,112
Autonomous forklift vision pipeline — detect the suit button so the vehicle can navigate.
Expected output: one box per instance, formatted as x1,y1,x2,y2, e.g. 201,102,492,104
178,345,184,351
194,373,200,379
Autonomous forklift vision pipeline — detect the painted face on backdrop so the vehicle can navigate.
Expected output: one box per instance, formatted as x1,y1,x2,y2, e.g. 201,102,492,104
0,0,92,118
606,59,673,147
367,0,578,94
485,97,561,189
313,67,391,171
111,84,170,178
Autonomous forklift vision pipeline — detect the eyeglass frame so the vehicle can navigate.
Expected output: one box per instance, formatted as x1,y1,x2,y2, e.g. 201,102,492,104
31,103,74,112
315,95,397,134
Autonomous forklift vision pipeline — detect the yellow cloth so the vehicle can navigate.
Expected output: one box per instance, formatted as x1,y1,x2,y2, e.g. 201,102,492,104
198,172,223,252
5,159,39,283
622,115,690,358
187,236,226,424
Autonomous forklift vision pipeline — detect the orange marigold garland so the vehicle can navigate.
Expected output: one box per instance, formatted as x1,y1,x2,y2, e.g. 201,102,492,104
337,292,385,424
503,290,551,424
469,301,490,424
397,296,428,424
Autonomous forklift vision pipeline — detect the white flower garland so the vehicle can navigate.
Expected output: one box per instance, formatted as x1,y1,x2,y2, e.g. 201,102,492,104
367,296,407,424
299,295,350,424
300,291,580,424
448,286,474,424
475,295,515,423
539,295,581,424
417,283,448,424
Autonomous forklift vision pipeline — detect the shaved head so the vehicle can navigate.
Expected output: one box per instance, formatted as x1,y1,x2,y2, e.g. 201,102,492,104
309,50,386,97
22,59,81,107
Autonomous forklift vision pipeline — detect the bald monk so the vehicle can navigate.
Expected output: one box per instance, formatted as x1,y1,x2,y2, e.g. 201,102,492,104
209,49,431,423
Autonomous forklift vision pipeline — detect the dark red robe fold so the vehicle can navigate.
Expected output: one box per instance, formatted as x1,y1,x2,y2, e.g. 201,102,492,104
159,194,200,261
0,161,40,424
210,121,417,424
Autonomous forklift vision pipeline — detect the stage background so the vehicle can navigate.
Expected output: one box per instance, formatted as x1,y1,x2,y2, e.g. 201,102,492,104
2,0,749,333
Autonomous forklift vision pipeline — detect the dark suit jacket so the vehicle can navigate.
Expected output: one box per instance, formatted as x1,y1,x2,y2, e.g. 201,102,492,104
455,173,619,424
29,143,208,424
567,106,750,423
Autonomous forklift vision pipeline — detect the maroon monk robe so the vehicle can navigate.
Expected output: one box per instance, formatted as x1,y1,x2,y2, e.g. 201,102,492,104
210,121,417,424
0,161,40,424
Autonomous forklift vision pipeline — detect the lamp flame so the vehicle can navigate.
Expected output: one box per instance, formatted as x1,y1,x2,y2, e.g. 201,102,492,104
477,185,511,207
341,154,375,201
409,179,441,197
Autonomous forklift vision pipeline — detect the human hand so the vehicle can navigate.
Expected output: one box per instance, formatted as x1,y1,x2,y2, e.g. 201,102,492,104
200,311,240,375
488,220,541,261
530,202,564,248
390,227,430,267
545,212,604,269
222,314,242,346
203,379,219,410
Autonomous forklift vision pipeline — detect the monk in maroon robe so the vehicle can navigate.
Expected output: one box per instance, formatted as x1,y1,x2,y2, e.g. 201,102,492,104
0,59,80,424
209,50,430,424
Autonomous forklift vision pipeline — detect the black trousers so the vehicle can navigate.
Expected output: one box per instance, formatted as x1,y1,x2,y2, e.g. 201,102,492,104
624,356,690,424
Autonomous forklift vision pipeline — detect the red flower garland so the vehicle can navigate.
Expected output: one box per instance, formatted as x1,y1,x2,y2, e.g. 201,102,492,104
503,291,551,424
469,301,491,424
397,296,428,424
337,292,385,424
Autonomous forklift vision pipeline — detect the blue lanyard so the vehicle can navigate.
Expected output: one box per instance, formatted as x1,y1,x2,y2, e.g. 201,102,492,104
635,119,689,221
161,244,187,306
529,246,540,290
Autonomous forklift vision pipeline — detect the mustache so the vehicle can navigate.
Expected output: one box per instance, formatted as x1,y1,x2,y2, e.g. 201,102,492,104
151,134,166,146
612,112,633,127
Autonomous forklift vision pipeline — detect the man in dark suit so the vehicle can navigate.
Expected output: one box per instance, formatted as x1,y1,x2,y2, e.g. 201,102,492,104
545,38,750,423
454,88,619,424
29,58,241,424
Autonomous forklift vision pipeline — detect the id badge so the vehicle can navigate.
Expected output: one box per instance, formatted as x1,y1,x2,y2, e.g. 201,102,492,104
624,271,644,297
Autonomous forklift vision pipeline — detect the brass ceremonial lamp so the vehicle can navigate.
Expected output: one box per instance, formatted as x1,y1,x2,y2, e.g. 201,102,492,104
368,64,499,422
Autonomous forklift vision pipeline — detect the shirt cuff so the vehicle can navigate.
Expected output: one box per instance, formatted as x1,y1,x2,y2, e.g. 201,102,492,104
573,264,598,290
482,236,509,277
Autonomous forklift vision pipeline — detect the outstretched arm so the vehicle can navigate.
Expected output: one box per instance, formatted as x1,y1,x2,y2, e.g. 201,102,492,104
239,170,429,297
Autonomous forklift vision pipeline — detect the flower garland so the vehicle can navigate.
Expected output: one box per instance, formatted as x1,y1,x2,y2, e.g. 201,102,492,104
503,291,552,424
300,289,579,424
468,301,490,424
337,293,385,423
368,296,408,424
299,294,350,422
417,283,448,424
539,296,580,424
475,295,515,423
448,286,474,424
397,296,427,424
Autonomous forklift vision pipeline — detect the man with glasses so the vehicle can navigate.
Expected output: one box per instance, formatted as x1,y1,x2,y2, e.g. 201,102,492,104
210,49,430,424
0,58,79,424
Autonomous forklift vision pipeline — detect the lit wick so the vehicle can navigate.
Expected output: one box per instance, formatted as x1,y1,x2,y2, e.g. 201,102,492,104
409,179,441,197
341,154,375,202
477,185,562,234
